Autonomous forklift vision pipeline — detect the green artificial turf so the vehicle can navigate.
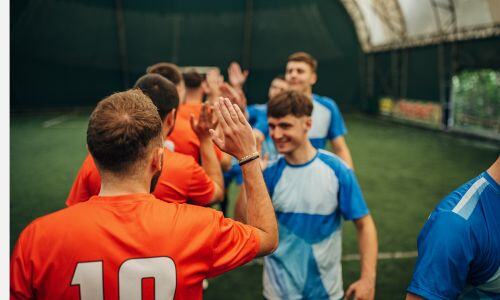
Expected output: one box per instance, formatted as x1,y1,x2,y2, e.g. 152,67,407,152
10,112,499,299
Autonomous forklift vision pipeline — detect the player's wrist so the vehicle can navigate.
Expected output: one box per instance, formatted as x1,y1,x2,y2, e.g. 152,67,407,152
238,151,260,166
359,274,376,284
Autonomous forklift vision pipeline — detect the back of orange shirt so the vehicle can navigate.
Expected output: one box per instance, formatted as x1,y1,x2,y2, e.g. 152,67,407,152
167,102,222,162
66,149,214,207
11,194,260,299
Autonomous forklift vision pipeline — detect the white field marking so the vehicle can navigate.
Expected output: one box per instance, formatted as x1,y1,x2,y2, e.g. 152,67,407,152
42,114,71,128
245,251,418,266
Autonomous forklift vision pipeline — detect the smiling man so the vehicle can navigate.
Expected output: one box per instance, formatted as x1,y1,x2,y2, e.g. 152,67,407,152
236,91,378,300
285,51,354,168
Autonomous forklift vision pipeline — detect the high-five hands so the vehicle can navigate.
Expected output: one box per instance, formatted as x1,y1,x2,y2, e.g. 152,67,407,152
190,103,218,141
209,97,257,160
228,62,249,89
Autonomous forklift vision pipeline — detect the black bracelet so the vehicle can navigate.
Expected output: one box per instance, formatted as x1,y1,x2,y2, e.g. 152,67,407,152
239,154,260,166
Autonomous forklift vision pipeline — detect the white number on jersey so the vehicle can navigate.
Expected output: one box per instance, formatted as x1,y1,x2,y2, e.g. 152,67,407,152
71,257,176,300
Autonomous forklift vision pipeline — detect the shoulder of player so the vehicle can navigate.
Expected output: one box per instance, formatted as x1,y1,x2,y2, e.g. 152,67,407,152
316,149,351,172
312,94,339,110
433,173,491,220
164,149,197,167
263,156,287,175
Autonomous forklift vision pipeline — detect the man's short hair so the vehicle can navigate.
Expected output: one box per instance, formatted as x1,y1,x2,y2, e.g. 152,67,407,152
134,74,179,121
87,89,163,174
183,69,204,89
267,90,313,118
274,74,285,81
287,52,318,73
146,62,183,86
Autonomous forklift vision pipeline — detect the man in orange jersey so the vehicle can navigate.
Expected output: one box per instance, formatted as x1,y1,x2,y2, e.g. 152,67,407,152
11,91,278,299
147,62,224,165
66,74,223,205
147,62,186,103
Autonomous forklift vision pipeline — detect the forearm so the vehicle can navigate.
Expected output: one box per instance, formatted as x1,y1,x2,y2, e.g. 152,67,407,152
199,138,224,202
234,184,247,223
356,215,378,281
330,138,354,169
241,159,278,255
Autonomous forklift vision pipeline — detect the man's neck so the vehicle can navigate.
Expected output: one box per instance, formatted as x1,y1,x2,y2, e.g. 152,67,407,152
99,174,151,197
486,158,500,184
303,86,313,98
184,91,203,104
284,140,317,165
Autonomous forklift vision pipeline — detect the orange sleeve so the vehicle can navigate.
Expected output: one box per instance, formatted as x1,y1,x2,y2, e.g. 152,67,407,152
10,227,34,299
187,159,215,206
207,211,260,278
65,155,101,206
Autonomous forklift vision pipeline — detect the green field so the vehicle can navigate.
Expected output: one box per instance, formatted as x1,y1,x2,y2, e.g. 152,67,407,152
10,111,499,299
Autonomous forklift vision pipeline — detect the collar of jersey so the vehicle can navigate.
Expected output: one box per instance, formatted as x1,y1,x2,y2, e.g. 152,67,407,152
284,150,318,168
483,171,500,195
88,193,156,203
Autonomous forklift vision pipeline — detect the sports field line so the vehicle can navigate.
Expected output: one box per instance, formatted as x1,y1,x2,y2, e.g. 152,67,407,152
42,114,72,128
245,251,418,266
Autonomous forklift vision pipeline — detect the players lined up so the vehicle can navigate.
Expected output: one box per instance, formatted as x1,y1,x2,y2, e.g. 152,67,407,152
11,51,499,300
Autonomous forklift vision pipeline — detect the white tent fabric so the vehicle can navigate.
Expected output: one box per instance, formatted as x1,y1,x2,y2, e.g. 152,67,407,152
340,0,500,52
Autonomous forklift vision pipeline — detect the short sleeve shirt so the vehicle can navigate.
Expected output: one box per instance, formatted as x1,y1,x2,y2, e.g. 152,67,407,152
11,194,260,299
66,150,214,206
262,149,368,299
407,172,500,299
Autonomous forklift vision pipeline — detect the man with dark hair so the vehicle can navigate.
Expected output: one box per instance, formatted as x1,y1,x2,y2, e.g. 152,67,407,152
406,156,500,300
237,90,377,300
11,93,278,299
147,62,186,103
66,73,223,206
285,51,354,168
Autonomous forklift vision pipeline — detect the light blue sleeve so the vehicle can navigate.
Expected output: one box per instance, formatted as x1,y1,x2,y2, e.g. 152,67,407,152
253,111,269,137
327,99,347,140
338,168,369,220
407,212,474,299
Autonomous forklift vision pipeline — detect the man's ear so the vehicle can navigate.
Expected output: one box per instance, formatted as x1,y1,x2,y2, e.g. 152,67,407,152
152,147,164,173
163,109,176,136
201,81,210,94
309,72,317,86
304,116,312,131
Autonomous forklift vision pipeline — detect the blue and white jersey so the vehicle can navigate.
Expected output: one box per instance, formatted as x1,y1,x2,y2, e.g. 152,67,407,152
407,171,500,300
251,94,347,150
309,94,347,149
262,149,369,299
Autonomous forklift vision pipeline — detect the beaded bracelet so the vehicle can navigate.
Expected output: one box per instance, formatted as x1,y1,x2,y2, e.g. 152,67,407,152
238,152,260,166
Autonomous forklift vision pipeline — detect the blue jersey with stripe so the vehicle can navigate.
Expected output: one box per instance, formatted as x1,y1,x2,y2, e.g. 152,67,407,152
407,171,500,300
251,94,347,150
262,149,369,299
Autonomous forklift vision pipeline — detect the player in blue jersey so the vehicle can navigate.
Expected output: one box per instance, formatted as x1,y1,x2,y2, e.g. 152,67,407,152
406,156,500,300
284,51,354,168
236,91,378,299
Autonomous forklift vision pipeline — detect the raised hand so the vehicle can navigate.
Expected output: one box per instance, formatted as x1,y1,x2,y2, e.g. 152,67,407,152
205,68,223,103
228,61,249,89
190,103,218,141
220,82,247,112
210,97,257,160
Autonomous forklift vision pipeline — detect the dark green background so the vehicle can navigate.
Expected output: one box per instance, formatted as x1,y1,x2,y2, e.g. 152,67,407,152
12,0,500,111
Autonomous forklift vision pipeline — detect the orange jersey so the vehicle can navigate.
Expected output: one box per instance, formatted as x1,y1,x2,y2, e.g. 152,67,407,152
167,102,223,162
66,149,214,206
11,194,260,299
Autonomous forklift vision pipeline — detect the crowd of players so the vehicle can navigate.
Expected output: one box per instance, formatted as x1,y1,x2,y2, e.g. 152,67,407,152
10,51,500,300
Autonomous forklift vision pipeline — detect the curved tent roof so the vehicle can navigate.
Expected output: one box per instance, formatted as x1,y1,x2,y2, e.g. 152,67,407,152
341,0,500,52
